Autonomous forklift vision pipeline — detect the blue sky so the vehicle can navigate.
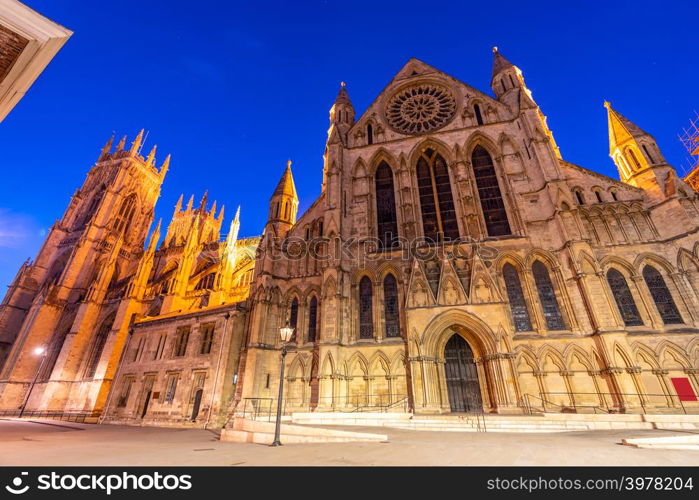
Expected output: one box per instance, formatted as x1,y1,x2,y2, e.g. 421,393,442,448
0,0,696,289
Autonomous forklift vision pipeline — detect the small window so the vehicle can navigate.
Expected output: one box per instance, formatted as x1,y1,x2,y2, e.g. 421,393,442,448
594,190,603,203
383,274,400,338
164,374,179,404
627,149,642,170
574,190,585,205
265,373,270,389
173,326,190,357
474,104,484,126
509,74,515,87
501,79,507,93
610,190,618,201
199,323,215,355
367,124,373,145
289,297,299,342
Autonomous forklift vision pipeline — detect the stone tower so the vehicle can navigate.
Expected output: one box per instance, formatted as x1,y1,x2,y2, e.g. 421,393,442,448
0,131,168,413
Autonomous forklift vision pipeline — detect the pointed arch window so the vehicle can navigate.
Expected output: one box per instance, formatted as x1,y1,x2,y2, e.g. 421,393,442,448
532,261,566,330
642,265,682,324
113,194,137,234
359,276,374,339
307,296,318,342
383,274,400,338
289,297,299,342
367,124,373,145
474,104,484,125
84,313,115,379
416,148,459,242
502,263,532,332
606,268,643,326
375,161,398,248
626,149,642,170
472,146,511,236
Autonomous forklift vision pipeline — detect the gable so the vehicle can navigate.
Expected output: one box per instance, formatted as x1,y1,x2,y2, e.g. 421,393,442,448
348,58,508,147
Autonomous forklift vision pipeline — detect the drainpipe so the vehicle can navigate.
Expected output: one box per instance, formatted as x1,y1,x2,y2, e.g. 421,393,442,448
204,310,231,429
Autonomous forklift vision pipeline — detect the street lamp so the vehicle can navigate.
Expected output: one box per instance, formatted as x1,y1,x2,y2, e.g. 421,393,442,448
270,323,294,447
19,345,47,418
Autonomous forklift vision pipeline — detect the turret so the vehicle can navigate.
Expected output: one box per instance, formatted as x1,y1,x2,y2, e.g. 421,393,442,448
267,160,298,237
605,101,676,198
327,82,354,144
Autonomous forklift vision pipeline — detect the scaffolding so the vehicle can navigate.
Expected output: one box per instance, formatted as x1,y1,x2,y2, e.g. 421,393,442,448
679,111,699,174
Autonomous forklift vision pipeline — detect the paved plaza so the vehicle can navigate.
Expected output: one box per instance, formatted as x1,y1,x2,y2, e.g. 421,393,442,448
0,418,698,466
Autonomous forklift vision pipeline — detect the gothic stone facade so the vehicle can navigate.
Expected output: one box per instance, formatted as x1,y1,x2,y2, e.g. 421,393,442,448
0,131,256,419
2,50,699,425
237,51,699,416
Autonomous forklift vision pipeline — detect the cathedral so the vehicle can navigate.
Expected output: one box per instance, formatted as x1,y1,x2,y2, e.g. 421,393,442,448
1,48,698,427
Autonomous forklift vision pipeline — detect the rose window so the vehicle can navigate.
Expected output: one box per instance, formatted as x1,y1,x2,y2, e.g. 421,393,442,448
385,84,456,134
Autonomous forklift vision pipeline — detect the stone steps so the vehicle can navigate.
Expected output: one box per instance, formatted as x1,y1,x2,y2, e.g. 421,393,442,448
220,417,388,445
290,411,699,434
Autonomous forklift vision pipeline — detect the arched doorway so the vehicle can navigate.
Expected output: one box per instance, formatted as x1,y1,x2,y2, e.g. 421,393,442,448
191,389,203,421
444,334,483,412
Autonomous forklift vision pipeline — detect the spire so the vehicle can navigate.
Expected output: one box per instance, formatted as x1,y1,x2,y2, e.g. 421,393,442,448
186,194,194,211
160,153,171,177
234,204,240,222
217,205,225,222
491,46,515,80
209,200,217,216
145,145,157,167
116,135,126,152
174,193,183,213
273,160,298,200
147,219,162,253
605,101,651,154
334,81,351,106
129,129,144,155
199,190,209,212
100,135,114,158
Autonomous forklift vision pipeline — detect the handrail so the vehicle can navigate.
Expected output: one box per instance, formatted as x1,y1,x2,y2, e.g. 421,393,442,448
521,391,697,415
0,409,102,424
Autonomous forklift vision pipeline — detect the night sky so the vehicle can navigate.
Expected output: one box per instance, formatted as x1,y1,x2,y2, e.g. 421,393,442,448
0,0,696,289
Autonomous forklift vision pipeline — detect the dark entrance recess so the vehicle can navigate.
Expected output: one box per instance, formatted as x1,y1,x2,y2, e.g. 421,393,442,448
191,388,203,421
140,391,152,419
444,334,483,412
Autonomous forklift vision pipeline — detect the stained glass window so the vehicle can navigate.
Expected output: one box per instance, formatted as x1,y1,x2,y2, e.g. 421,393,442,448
375,162,398,248
359,276,374,339
606,269,643,326
289,297,299,342
532,261,566,330
503,263,532,332
642,265,682,324
472,146,511,236
383,274,400,338
308,296,318,342
416,149,459,242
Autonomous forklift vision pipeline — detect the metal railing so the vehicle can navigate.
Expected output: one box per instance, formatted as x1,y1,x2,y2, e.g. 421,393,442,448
237,394,410,421
0,409,102,424
521,392,699,415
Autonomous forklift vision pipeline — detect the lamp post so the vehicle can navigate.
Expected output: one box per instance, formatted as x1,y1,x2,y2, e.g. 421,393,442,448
19,345,47,418
270,323,294,447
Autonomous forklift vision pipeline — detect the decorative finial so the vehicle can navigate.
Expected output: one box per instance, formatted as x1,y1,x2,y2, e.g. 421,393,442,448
340,81,346,88
287,159,292,169
603,100,612,109
492,46,498,53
